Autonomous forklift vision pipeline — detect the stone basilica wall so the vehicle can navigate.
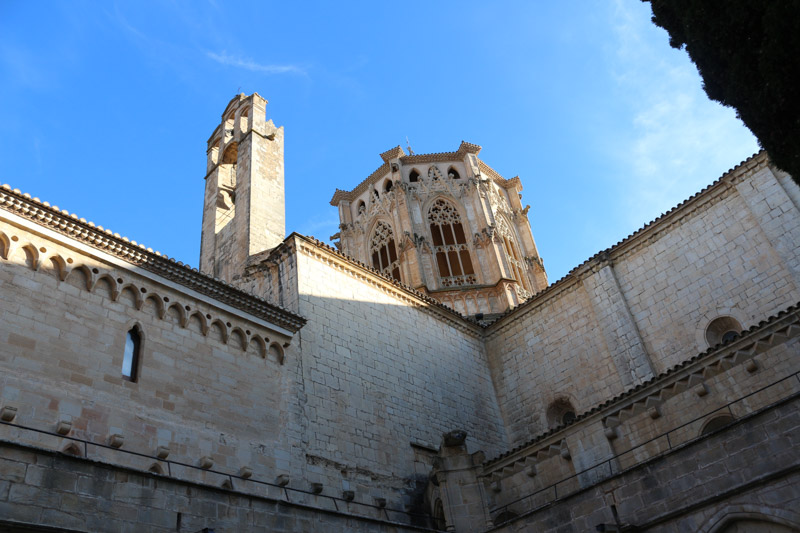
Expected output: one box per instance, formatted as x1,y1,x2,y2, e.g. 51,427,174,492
0,200,322,531
0,190,506,530
2,147,800,532
241,235,508,511
485,155,800,446
488,394,800,532
432,300,800,532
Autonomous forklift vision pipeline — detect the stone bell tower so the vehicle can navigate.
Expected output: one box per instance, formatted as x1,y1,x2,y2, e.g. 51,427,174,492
330,142,548,317
199,93,285,283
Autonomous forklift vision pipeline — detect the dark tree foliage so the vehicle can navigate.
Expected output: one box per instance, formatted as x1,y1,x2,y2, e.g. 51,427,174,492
644,1,800,184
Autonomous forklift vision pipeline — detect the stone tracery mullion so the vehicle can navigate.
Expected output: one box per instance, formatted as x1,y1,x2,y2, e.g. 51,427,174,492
497,216,530,295
427,199,476,288
369,221,401,280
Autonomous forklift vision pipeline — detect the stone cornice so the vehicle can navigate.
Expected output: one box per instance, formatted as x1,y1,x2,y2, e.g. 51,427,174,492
330,141,514,206
484,151,769,337
330,162,391,206
478,161,520,190
0,185,306,333
425,278,513,295
380,145,406,162
483,298,800,472
401,152,461,164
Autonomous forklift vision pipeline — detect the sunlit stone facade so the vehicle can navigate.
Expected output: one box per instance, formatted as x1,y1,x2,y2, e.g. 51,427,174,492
1,94,798,532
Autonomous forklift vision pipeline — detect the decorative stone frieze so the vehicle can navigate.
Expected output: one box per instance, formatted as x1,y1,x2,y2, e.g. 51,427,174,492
0,186,305,333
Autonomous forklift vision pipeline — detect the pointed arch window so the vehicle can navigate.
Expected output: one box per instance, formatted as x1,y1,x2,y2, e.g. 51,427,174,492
428,199,476,287
122,326,142,382
497,217,531,295
370,221,401,281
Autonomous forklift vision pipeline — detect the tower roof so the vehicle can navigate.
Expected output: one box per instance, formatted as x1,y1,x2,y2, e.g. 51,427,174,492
329,141,521,206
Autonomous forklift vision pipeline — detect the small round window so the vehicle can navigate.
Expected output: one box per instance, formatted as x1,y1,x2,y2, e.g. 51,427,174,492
705,316,742,347
547,398,577,428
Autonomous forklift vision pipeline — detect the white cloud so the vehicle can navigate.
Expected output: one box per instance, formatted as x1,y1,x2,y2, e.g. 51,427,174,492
608,0,758,225
206,51,305,75
295,213,341,242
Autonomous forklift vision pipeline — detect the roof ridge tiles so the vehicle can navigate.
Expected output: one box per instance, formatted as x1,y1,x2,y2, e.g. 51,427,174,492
482,297,800,466
0,184,306,331
485,150,767,331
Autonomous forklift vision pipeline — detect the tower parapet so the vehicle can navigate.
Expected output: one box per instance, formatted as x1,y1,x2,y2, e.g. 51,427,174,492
330,142,547,316
200,93,285,283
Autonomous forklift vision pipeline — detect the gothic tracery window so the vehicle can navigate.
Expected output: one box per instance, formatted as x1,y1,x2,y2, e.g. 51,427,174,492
497,217,530,294
370,221,401,281
428,199,476,287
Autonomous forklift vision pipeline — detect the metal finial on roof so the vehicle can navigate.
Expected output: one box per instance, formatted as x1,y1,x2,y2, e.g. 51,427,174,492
406,136,415,156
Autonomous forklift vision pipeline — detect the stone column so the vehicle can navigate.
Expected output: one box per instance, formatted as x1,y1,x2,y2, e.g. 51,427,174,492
429,430,492,533
581,255,655,388
735,164,800,288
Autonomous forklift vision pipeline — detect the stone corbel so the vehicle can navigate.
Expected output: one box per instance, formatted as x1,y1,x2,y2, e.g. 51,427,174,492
415,233,432,254
525,255,544,270
513,205,531,220
474,226,497,248
399,231,416,255
0,405,17,422
477,180,490,199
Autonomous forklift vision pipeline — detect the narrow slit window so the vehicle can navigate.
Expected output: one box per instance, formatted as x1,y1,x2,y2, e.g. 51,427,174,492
122,327,141,381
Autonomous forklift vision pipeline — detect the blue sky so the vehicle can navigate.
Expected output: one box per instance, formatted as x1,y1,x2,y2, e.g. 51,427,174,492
0,1,758,283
